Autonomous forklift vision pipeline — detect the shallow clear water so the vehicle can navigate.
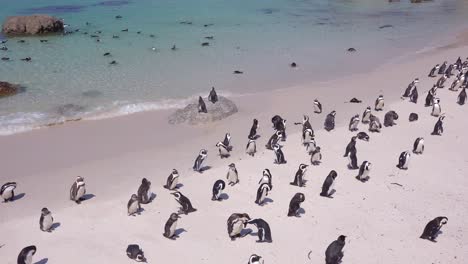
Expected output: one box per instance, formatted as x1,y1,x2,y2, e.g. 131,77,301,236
0,0,467,134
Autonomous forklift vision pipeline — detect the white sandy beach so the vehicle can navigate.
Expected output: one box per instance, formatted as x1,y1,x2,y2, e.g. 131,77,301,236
1,31,468,264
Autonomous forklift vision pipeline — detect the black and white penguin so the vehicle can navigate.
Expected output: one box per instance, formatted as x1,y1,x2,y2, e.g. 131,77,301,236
384,110,399,127
193,149,208,172
413,137,424,154
70,176,86,204
265,131,283,150
222,133,232,149
409,113,419,122
368,114,382,133
436,74,448,88
362,106,372,123
163,213,181,240
1,182,17,202
320,170,337,198
216,142,231,158
39,208,54,232
248,254,264,264
271,115,287,141
227,213,251,240
310,146,322,166
402,78,419,97
356,161,371,182
325,235,346,264
255,183,271,206
396,151,410,170
348,147,359,170
226,163,239,186
344,136,357,157
164,169,180,190
17,245,36,264
324,111,336,131
431,98,441,117
287,192,305,217
428,64,440,77
208,87,218,103
409,87,418,104
425,85,437,107
357,131,370,141
171,192,197,214
246,139,257,157
314,99,322,114
273,144,286,164
458,88,466,105
248,119,259,140
290,164,308,187
420,216,448,242
375,95,384,111
438,61,447,75
198,96,207,113
246,218,272,243
431,115,445,136
445,63,454,76
449,78,460,91
137,178,152,204
212,180,226,201
301,114,313,131
302,128,314,146
348,114,360,132
305,138,317,154
127,194,141,216
126,244,146,262
258,169,273,188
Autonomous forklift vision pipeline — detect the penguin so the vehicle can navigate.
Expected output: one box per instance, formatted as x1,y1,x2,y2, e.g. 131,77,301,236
449,78,460,91
368,114,382,133
273,144,286,164
431,98,441,117
458,88,466,105
356,161,371,182
325,235,346,264
137,178,152,204
1,57,10,61
212,180,226,201
216,142,231,158
227,213,251,240
198,96,207,113
420,216,448,242
0,46,7,51
402,78,419,97
425,85,437,106
193,149,208,172
438,61,447,74
348,147,359,170
271,115,287,140
313,99,322,113
171,192,197,214
39,208,54,232
246,139,257,157
246,218,272,243
70,176,86,204
17,245,36,264
163,213,181,240
436,74,448,88
384,110,399,127
126,244,146,262
290,164,308,187
208,87,218,103
302,128,314,146
21,57,32,62
455,57,462,68
222,133,232,149
396,151,410,170
344,136,357,157
348,114,360,132
408,86,418,103
248,119,259,140
164,169,180,190
431,115,444,136
357,132,370,141
265,131,282,150
287,192,305,217
413,137,424,154
248,254,264,264
362,106,372,123
226,163,239,186
445,64,454,76
310,146,322,166
324,111,336,131
255,183,271,206
0,182,17,202
375,95,384,111
127,194,141,216
320,170,337,198
301,115,313,131
305,138,317,154
258,169,273,188
409,113,419,122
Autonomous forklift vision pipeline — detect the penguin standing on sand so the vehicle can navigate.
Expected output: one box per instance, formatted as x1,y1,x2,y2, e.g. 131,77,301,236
413,137,424,154
325,235,346,264
314,99,322,113
70,176,86,204
226,163,239,186
137,178,152,204
248,254,264,264
208,87,218,103
324,111,336,131
310,146,322,166
425,85,437,107
171,192,197,214
222,133,232,149
450,78,460,91
246,219,272,243
287,192,305,217
212,180,226,201
227,213,251,241
356,161,371,182
458,88,466,105
271,115,286,139
431,98,441,117
362,106,372,123
357,131,370,141
402,78,419,97
198,96,207,113
246,139,257,157
164,169,180,190
302,128,314,145
409,86,418,103
375,95,384,111
438,61,447,74
431,116,445,136
290,164,308,187
384,110,399,127
216,142,231,158
369,114,382,133
163,213,181,240
1,182,17,202
445,64,454,76
193,149,207,172
428,64,439,77
348,114,360,131
436,74,448,88
265,131,283,150
348,147,359,170
305,138,317,154
255,183,271,206
320,170,337,198
344,136,357,157
259,169,272,188
126,244,146,262
127,194,141,216
17,245,36,264
420,217,448,242
39,208,54,232
273,144,286,164
248,119,259,139
396,151,411,170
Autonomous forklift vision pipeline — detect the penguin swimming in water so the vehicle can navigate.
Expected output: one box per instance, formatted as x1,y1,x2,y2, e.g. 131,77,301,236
246,218,272,243
324,111,336,131
287,192,305,217
273,144,286,164
396,151,410,170
70,176,86,204
212,180,226,201
375,95,384,111
164,169,180,190
413,137,424,154
310,146,322,166
313,99,322,113
216,142,231,158
428,64,439,77
227,213,251,240
193,149,208,172
409,87,418,104
384,110,399,127
362,106,372,123
458,87,466,105
255,183,271,206
248,254,264,264
163,213,181,240
198,96,207,113
431,115,445,136
265,131,283,150
223,164,238,187
368,114,382,133
344,136,357,157
356,161,371,182
248,119,259,140
246,139,257,157
1,182,17,202
290,164,308,187
320,170,337,198
431,98,441,117
325,235,346,264
39,208,54,232
17,245,36,264
137,178,152,204
348,114,360,132
171,192,197,214
208,87,218,103
420,216,448,242
438,61,447,75
258,169,273,188
126,244,146,262
127,194,141,216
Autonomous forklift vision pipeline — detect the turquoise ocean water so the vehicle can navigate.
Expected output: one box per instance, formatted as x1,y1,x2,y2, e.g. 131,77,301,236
0,0,467,135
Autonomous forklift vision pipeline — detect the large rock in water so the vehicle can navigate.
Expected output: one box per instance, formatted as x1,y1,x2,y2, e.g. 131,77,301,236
0,81,20,98
169,96,238,125
2,15,64,35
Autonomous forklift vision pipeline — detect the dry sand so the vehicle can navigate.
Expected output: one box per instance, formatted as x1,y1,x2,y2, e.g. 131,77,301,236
1,33,468,264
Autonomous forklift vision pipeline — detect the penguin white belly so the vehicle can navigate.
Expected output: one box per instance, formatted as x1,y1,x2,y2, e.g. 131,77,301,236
350,122,358,130
314,105,320,113
259,190,266,204
376,101,384,110
259,177,268,185
432,105,441,116
42,215,53,231
403,158,410,169
303,133,312,144
328,181,335,195
312,153,320,162
76,186,85,200
219,147,229,156
231,221,243,236
2,187,14,200
170,177,178,189
361,169,369,179
246,144,255,154
227,172,237,183
146,188,152,201
128,201,139,215
25,251,33,264
169,221,177,237
416,143,424,153
363,113,370,123
306,142,316,153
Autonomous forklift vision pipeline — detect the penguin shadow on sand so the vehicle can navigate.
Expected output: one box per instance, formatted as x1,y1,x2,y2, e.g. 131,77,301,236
321,190,336,199
174,228,187,238
5,193,26,202
49,222,61,232
197,166,212,173
80,194,96,202
355,176,370,183
259,198,274,206
296,208,306,217
240,228,253,238
34,258,49,264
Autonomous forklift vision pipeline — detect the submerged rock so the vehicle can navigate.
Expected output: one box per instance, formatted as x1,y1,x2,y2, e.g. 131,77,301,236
57,103,85,117
0,81,20,98
168,96,238,125
2,15,64,35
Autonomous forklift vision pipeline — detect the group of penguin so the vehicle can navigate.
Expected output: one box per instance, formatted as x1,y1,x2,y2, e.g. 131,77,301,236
3,57,467,264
